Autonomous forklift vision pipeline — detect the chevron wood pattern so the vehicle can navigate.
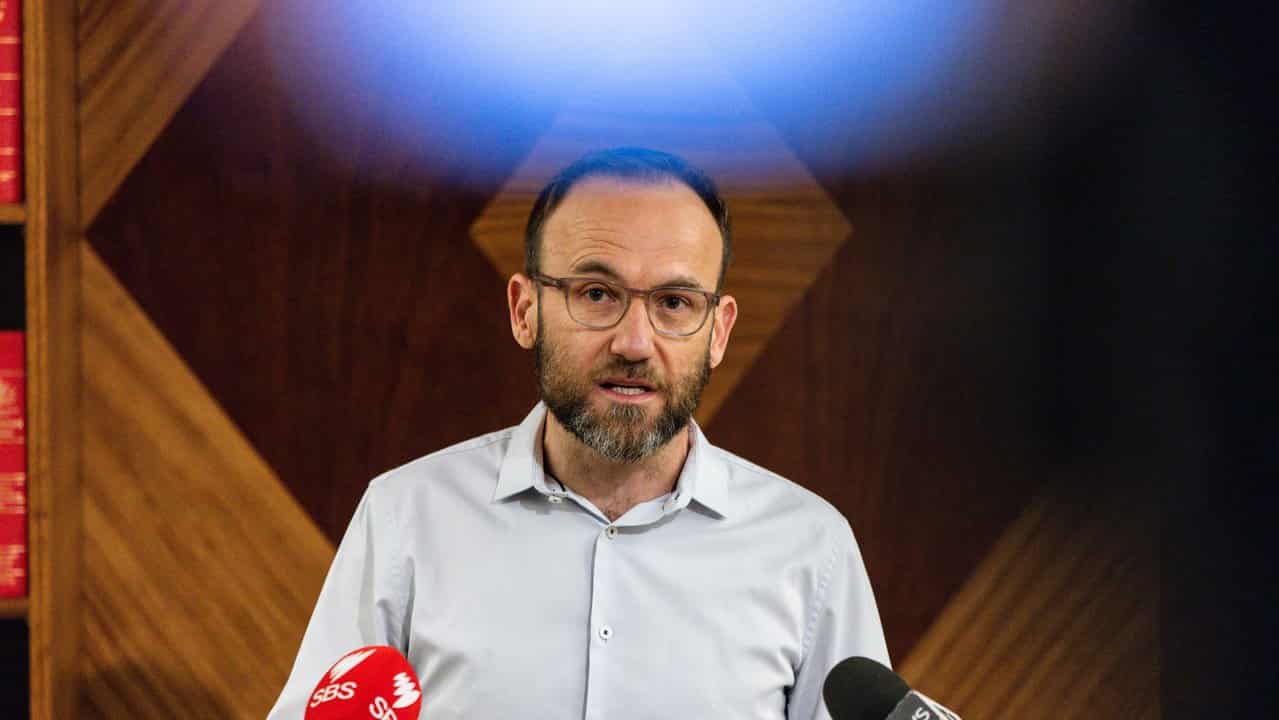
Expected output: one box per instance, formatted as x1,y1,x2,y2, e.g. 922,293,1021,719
77,0,263,227
77,8,1141,714
80,245,334,718
899,476,1159,718
471,71,850,426
88,8,1045,661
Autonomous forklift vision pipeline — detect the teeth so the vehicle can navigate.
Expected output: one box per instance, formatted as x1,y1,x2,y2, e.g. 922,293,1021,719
610,386,646,395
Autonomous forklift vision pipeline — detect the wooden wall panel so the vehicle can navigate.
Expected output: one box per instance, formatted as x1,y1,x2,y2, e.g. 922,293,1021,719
23,1,83,718
79,245,333,718
85,3,1046,666
79,2,1181,710
86,7,547,540
77,0,263,226
708,172,1044,659
899,476,1159,718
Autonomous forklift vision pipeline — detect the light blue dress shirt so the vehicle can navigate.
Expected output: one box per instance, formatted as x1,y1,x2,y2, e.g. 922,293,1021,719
268,403,889,719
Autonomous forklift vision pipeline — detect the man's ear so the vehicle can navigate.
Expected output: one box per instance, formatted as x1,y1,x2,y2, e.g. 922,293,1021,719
708,294,737,369
508,273,539,349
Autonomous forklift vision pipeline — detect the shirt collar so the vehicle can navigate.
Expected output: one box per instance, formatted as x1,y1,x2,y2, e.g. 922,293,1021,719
493,404,550,503
680,419,732,518
493,403,733,519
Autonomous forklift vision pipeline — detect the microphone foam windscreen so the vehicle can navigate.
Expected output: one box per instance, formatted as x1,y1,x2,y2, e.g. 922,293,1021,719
305,645,423,720
822,656,911,720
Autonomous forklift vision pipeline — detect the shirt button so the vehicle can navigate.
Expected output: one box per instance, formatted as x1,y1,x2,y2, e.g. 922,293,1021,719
548,495,563,504
605,526,618,539
598,625,613,641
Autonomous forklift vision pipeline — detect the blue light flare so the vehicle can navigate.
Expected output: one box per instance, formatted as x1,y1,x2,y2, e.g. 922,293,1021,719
266,0,1023,183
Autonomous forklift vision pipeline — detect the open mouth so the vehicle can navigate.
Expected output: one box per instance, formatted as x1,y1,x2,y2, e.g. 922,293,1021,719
597,378,656,397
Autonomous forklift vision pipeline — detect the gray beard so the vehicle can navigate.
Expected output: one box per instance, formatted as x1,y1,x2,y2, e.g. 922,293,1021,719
560,401,676,463
535,322,711,464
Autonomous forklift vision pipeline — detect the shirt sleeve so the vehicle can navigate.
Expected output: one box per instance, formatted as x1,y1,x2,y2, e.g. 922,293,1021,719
266,480,411,719
787,518,891,720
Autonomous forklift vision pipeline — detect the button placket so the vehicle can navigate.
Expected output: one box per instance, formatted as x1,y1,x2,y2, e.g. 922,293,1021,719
585,519,621,719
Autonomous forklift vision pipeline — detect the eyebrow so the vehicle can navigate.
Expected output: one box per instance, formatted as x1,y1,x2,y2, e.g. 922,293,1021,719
570,259,707,291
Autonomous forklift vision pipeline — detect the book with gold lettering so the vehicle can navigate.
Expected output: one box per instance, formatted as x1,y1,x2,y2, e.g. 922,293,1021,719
0,0,20,204
0,331,24,598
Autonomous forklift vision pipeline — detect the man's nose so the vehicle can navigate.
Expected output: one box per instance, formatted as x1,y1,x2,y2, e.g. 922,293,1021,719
608,297,656,361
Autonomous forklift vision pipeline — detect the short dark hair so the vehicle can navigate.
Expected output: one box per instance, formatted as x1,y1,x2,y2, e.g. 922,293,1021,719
524,147,733,290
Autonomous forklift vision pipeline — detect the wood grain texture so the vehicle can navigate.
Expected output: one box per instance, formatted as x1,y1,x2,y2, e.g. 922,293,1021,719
23,1,83,718
12,0,1192,715
88,6,547,544
470,73,850,426
77,0,262,227
0,596,26,618
79,245,334,719
898,476,1159,719
81,2,1190,692
0,204,24,224
706,171,1046,659
86,6,1046,665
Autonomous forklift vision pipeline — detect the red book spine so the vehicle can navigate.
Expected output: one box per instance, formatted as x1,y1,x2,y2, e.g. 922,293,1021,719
0,0,21,203
0,331,25,597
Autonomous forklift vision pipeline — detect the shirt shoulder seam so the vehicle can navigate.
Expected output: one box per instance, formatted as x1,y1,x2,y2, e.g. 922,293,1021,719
712,447,846,519
800,525,844,661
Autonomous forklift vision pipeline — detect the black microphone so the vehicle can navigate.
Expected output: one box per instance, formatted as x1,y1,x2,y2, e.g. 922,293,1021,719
822,656,961,720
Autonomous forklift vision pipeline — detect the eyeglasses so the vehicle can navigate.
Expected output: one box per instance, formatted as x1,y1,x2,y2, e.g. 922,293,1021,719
532,273,720,337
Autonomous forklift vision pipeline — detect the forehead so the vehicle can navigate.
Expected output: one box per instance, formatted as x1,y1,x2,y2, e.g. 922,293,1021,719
540,176,722,287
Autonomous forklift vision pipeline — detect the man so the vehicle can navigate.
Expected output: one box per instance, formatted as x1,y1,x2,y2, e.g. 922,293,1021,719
268,148,889,719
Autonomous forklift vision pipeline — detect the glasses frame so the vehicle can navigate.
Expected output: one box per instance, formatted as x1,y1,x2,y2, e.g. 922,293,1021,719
532,273,721,338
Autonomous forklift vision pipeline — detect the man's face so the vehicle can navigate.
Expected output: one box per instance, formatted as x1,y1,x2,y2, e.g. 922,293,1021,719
531,177,731,463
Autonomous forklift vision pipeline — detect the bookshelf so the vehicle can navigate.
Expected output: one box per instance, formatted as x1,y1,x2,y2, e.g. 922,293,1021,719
13,2,81,720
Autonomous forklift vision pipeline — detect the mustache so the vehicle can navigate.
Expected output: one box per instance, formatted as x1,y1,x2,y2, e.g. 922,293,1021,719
590,359,663,388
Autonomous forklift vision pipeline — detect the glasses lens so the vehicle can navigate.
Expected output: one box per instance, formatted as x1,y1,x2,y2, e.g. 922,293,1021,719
648,288,710,336
565,279,626,327
561,279,711,335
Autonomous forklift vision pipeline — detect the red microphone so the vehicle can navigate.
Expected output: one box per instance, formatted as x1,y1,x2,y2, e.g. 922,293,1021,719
304,646,424,720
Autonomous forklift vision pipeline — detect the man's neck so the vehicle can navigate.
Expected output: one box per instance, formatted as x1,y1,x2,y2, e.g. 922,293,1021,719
541,413,691,523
